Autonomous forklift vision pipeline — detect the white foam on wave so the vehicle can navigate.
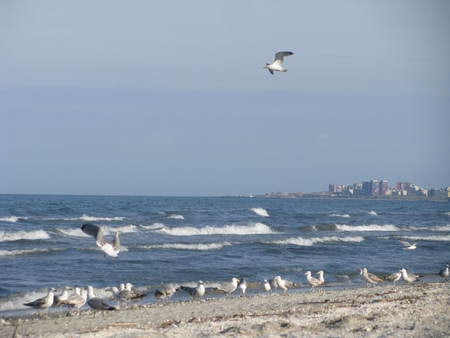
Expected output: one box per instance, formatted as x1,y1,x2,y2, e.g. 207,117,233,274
103,224,138,234
140,222,165,230
368,210,378,216
400,235,450,242
0,248,56,257
156,222,275,236
0,230,50,242
138,241,232,251
336,224,400,232
330,213,350,218
408,224,450,232
269,236,364,247
250,208,270,217
167,214,185,220
79,214,125,222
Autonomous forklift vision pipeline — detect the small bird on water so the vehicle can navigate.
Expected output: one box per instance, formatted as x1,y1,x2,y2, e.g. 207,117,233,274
264,51,294,75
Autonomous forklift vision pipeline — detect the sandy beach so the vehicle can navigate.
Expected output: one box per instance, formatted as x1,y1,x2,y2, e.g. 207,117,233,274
1,281,449,337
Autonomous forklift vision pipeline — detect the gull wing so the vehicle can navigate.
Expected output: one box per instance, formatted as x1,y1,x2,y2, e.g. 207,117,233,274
81,223,105,244
399,240,412,247
274,51,294,62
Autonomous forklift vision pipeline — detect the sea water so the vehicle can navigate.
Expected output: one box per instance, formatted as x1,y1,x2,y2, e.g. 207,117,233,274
0,194,449,314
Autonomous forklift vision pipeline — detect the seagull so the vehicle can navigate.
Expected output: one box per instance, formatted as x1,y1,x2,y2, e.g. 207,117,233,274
385,271,402,284
316,271,325,285
53,287,71,306
62,288,88,309
400,240,417,250
87,286,117,310
305,271,322,288
360,268,384,287
238,278,247,296
117,283,148,301
263,279,271,292
264,51,294,75
179,280,205,298
400,268,421,283
439,264,449,279
154,284,178,300
272,276,289,292
24,288,55,310
81,223,121,257
215,277,240,294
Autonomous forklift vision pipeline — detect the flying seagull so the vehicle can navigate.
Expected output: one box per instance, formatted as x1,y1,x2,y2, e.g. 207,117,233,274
264,51,294,75
400,240,417,250
81,223,121,257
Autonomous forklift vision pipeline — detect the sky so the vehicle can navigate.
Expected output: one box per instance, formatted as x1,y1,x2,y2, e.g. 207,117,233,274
1,0,449,196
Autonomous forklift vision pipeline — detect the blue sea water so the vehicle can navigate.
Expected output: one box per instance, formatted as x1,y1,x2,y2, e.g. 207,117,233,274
0,194,449,314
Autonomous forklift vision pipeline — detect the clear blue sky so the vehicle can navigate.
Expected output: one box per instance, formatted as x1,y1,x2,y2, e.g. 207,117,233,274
1,0,449,196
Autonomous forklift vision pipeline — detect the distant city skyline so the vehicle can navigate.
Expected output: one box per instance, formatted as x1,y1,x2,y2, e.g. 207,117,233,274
1,1,449,196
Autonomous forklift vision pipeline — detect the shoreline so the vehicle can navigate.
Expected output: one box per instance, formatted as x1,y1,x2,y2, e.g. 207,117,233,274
1,281,449,337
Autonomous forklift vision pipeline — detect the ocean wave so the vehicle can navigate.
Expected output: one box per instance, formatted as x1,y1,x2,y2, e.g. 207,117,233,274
167,214,184,220
140,222,165,230
0,230,50,242
156,222,275,236
269,236,364,247
137,242,232,251
336,224,400,232
400,235,450,242
102,224,138,234
79,214,125,222
368,210,378,216
250,208,270,217
408,224,450,232
330,213,350,218
0,216,28,223
0,248,58,257
57,228,90,237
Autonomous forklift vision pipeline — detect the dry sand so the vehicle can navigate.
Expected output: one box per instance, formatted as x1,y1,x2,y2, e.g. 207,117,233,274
1,281,449,337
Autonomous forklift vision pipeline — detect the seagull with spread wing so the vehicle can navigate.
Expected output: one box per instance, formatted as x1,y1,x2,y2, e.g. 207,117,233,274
81,223,121,257
264,51,294,75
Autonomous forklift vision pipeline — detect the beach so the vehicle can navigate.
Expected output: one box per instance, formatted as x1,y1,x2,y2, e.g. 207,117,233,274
1,281,449,337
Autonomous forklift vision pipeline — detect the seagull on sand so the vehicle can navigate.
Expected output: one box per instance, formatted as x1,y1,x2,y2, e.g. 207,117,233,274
271,276,292,292
81,223,121,257
154,284,178,300
179,280,205,299
385,271,402,284
238,278,247,296
316,271,325,285
264,51,294,75
439,264,449,279
400,268,421,283
263,279,271,292
117,283,148,301
62,288,88,309
400,240,417,250
305,271,323,288
360,268,384,287
53,287,71,306
87,286,117,310
23,288,55,310
215,277,240,294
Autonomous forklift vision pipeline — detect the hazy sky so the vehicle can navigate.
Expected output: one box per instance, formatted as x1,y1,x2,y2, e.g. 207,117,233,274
1,0,449,196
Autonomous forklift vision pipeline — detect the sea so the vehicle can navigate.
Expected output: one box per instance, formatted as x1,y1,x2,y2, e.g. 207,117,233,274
0,194,449,315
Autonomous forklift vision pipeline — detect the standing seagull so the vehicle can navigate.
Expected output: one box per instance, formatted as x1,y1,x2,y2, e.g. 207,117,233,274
179,281,205,299
400,268,421,283
386,271,402,284
305,271,322,289
23,288,55,310
81,223,121,257
264,51,294,75
360,268,384,287
263,279,271,292
238,278,247,296
215,277,240,294
87,286,117,310
439,264,449,279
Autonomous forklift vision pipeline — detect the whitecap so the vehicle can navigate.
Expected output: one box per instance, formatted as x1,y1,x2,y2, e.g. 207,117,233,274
400,235,450,242
250,208,270,217
0,216,28,223
167,214,185,220
0,230,50,242
79,214,125,222
102,224,138,235
140,222,165,230
137,242,232,251
368,210,378,216
330,213,350,218
336,224,400,232
0,248,55,257
269,236,364,246
57,228,90,237
156,222,275,236
408,224,450,232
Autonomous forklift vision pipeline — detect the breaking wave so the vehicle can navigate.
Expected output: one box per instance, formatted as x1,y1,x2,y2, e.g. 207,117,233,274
140,223,165,230
137,242,232,251
156,222,275,236
0,248,57,257
336,224,400,232
399,235,450,242
330,213,350,218
167,214,184,220
368,210,378,216
58,228,89,237
250,208,269,217
78,215,125,222
103,224,138,234
0,216,28,223
0,230,50,242
269,236,364,247
408,224,450,232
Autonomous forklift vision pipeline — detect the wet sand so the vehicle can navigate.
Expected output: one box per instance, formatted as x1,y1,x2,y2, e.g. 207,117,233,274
1,281,449,337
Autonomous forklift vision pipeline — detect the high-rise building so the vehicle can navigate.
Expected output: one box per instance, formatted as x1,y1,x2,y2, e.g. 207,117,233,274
379,180,389,195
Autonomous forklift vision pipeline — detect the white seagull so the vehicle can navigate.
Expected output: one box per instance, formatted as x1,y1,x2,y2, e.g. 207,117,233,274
215,277,240,294
400,268,421,283
238,278,247,296
263,279,271,292
439,264,449,279
305,271,322,288
179,280,205,299
385,271,402,284
360,268,384,287
400,240,417,250
81,223,121,257
23,288,55,310
264,51,294,75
